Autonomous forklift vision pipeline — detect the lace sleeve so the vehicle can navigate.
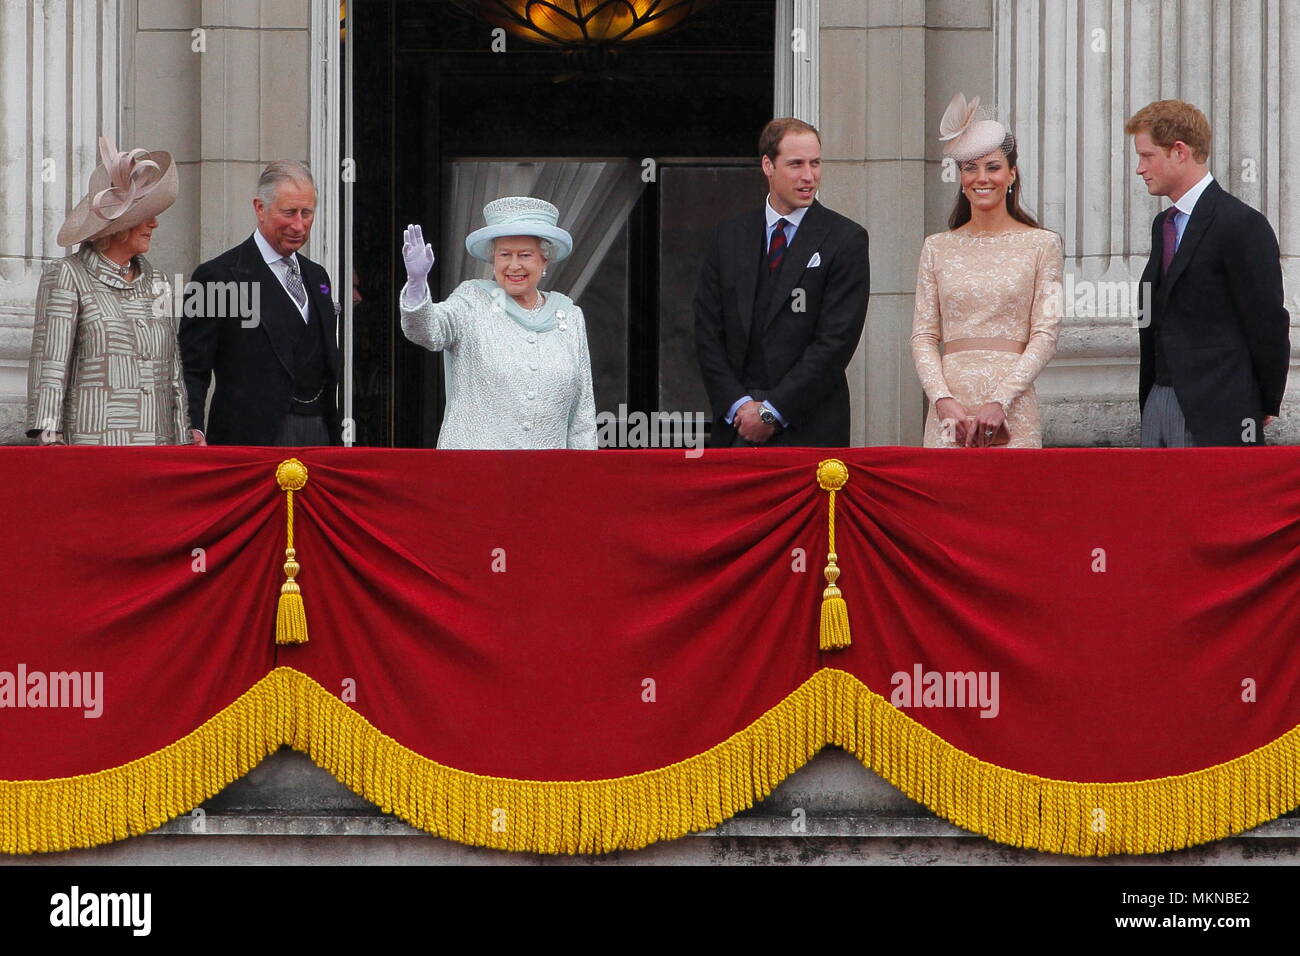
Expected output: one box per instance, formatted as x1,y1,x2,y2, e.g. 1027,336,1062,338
910,237,953,404
991,232,1063,408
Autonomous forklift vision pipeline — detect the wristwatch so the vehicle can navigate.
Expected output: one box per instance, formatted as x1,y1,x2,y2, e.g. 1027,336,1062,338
759,407,778,426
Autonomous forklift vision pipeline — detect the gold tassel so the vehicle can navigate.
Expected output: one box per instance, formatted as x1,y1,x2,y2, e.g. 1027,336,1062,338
817,459,851,650
275,458,310,645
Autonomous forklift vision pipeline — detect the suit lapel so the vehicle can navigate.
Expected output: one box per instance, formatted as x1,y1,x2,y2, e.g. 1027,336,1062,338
236,236,297,377
761,200,830,332
300,254,342,376
303,261,333,331
735,208,764,342
1157,181,1219,307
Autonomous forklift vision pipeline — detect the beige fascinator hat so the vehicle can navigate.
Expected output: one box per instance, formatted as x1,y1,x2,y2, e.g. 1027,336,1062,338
464,196,574,263
57,135,178,247
939,93,1014,163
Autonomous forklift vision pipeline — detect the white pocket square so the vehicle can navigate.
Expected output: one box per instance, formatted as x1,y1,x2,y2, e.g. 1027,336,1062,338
806,252,821,268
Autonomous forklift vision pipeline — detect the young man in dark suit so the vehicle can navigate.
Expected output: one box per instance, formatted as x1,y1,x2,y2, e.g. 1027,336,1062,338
1127,100,1290,447
180,161,343,446
694,118,871,448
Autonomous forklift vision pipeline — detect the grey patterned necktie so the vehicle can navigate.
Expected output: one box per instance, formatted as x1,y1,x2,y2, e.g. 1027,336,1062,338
282,256,307,311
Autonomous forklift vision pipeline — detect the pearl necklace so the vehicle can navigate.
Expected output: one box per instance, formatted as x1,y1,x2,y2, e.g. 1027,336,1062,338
102,252,133,278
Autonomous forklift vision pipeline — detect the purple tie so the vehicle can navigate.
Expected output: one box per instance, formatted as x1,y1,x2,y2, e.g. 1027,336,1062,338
1161,209,1179,275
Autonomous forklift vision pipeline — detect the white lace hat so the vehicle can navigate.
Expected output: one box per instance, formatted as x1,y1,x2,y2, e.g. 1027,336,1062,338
464,196,574,263
939,93,1014,164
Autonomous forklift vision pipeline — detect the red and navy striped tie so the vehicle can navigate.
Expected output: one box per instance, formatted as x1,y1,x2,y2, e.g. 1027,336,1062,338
767,218,789,273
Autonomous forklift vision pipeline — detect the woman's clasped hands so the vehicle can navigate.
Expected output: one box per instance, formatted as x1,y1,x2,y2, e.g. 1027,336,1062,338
935,397,1007,448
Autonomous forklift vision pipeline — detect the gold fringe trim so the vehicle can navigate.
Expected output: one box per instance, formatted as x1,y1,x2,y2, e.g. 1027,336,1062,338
4,667,1299,856
277,667,833,855
0,668,833,856
0,671,291,855
824,668,1300,856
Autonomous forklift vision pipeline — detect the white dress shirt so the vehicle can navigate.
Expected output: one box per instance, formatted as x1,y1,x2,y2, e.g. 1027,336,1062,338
1169,171,1214,249
764,195,810,255
252,229,308,322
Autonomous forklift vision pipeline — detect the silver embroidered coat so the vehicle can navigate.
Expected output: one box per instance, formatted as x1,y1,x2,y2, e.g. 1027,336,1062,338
26,246,191,444
400,280,598,449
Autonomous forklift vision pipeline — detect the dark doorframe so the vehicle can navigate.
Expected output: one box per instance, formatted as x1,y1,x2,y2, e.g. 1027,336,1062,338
350,0,774,446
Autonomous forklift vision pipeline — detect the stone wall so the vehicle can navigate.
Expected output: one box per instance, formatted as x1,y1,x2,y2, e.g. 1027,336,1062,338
820,0,998,447
122,0,313,275
825,0,1299,447
997,0,1300,447
4,749,1297,864
0,0,313,444
0,0,120,442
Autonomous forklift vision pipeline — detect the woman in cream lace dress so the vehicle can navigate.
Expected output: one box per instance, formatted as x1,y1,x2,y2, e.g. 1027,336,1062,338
911,93,1063,448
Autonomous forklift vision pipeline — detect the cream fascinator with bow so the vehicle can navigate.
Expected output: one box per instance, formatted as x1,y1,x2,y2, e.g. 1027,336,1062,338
57,136,178,247
938,93,1014,164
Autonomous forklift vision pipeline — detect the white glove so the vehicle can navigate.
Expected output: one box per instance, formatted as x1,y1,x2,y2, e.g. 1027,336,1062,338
402,224,436,307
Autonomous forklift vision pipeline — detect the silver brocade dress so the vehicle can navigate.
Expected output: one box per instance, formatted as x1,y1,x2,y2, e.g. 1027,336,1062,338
910,228,1064,448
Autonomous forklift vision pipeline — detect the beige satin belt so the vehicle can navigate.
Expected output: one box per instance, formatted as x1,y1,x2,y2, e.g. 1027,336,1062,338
942,337,1026,355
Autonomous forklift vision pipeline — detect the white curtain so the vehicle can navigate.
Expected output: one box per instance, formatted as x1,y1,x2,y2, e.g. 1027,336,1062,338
441,160,646,302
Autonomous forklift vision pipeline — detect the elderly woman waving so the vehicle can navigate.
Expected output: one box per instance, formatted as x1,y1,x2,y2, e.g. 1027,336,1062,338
399,197,597,450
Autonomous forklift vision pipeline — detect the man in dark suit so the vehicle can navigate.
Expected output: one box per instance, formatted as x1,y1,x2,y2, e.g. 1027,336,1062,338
694,118,871,448
180,160,342,446
1127,100,1290,447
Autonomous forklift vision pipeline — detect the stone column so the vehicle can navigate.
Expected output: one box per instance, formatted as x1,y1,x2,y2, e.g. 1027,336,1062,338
194,0,313,263
996,0,1299,446
776,0,820,125
0,0,119,442
121,0,313,274
121,0,201,279
0,0,316,442
820,0,996,446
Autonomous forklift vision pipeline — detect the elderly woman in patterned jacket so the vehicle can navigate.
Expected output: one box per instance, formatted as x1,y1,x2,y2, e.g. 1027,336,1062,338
399,197,597,449
26,136,193,446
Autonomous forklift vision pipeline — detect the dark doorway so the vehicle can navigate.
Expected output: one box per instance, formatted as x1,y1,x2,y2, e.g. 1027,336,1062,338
350,0,774,447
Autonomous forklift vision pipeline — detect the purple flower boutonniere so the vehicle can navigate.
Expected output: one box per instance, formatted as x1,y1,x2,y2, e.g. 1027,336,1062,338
320,283,330,295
